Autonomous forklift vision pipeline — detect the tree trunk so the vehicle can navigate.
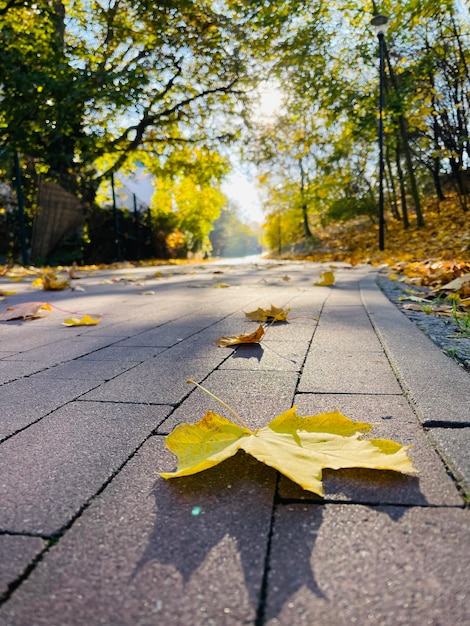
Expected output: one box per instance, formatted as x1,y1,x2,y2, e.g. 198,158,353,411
395,142,410,229
299,157,313,238
385,46,424,227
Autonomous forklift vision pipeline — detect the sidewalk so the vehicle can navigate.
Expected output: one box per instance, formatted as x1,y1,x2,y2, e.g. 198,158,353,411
0,259,468,625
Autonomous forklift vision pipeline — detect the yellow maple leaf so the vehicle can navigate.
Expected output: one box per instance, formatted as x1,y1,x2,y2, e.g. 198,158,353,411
38,272,70,291
62,315,101,326
215,324,265,346
244,304,290,323
160,406,417,496
0,289,17,296
314,270,335,286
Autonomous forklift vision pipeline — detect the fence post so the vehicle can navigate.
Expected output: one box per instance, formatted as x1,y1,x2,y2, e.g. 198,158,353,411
110,173,121,261
13,151,29,265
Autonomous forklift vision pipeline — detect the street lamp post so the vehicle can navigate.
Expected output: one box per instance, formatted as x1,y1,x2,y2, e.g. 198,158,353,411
370,14,389,251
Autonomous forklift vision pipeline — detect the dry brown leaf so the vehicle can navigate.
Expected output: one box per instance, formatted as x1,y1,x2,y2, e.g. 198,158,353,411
0,302,52,321
215,324,265,347
244,305,290,322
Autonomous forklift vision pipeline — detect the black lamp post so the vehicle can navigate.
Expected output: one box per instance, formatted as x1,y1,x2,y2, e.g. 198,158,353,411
370,14,389,251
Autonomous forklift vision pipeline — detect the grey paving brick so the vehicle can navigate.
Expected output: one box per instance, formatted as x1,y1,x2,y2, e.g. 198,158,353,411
3,336,123,366
80,353,227,405
31,359,139,381
0,328,67,353
78,345,166,361
113,322,211,348
311,305,384,351
429,427,470,495
0,438,276,626
361,274,470,425
159,369,299,433
264,504,470,626
278,394,461,506
0,535,46,598
0,379,101,440
0,402,170,535
299,349,402,394
0,361,45,384
218,340,307,371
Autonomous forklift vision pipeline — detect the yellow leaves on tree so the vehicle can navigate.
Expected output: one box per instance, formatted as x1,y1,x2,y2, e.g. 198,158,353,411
160,405,417,496
244,304,290,322
215,324,265,346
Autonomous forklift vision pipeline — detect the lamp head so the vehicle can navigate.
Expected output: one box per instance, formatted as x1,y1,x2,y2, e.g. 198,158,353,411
370,14,389,37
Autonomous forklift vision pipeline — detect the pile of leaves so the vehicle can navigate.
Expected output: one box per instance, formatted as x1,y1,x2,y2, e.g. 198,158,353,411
386,259,470,335
285,193,470,266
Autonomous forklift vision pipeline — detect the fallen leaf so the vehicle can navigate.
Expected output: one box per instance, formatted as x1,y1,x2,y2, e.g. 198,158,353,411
41,272,70,291
160,407,417,496
244,304,290,323
0,302,52,321
215,324,265,346
139,290,156,295
438,274,470,292
213,283,230,288
62,315,101,326
0,289,17,296
314,270,335,286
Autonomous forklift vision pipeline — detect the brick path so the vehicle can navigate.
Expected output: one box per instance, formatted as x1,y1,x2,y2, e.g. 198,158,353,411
0,259,468,625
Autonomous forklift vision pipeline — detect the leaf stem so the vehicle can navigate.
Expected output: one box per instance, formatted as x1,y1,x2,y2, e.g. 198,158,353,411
187,378,250,430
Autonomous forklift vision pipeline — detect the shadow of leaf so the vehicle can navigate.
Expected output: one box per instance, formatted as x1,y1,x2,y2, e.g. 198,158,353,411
133,451,276,611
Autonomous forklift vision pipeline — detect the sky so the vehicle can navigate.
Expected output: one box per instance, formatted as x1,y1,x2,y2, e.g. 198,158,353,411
221,82,283,224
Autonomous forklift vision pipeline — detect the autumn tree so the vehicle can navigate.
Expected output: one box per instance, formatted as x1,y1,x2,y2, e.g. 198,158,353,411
0,0,294,202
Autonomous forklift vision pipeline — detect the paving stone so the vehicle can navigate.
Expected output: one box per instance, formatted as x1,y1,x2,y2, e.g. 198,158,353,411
299,349,402,394
0,328,68,353
278,394,461,506
158,369,300,433
3,336,123,366
80,353,227,405
113,321,212,348
0,535,46,598
0,361,45,384
429,427,470,495
0,402,170,535
264,504,470,626
361,274,470,425
0,438,276,626
0,379,101,440
31,359,139,381
311,305,384,352
78,345,166,361
218,340,307,371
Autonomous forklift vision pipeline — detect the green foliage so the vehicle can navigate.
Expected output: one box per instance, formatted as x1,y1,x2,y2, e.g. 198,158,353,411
325,197,377,224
